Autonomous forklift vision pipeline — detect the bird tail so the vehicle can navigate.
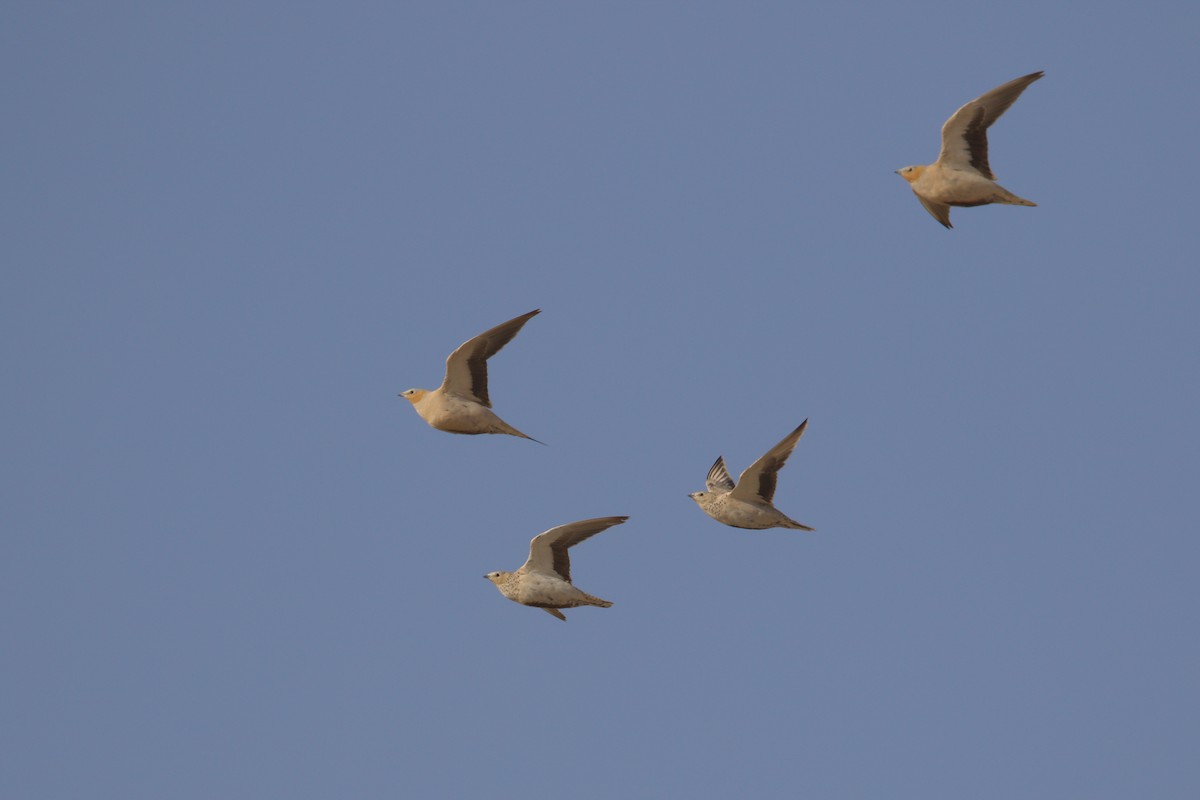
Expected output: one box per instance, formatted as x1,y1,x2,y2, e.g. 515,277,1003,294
496,421,545,445
583,594,613,608
993,185,1036,206
781,517,816,532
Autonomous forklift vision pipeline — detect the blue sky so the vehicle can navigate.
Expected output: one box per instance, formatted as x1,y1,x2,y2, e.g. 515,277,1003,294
4,2,1198,798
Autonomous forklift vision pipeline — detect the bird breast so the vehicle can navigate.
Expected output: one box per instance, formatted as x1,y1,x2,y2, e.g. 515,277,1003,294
515,572,577,605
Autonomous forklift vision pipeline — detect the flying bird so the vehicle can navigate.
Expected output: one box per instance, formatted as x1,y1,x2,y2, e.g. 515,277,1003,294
896,71,1044,228
485,516,627,621
689,420,814,531
399,309,542,442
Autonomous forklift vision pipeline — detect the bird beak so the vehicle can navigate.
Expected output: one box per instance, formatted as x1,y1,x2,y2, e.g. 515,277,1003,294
894,169,902,175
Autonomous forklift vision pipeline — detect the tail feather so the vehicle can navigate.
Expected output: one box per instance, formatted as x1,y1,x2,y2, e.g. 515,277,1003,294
495,421,545,444
993,185,1036,206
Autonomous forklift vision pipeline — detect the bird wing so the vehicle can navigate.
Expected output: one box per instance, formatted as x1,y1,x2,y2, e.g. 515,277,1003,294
917,194,953,228
440,309,540,406
521,516,628,582
705,456,736,492
936,71,1043,178
729,420,808,504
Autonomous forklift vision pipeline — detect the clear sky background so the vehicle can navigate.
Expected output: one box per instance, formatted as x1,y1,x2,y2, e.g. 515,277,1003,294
4,2,1198,798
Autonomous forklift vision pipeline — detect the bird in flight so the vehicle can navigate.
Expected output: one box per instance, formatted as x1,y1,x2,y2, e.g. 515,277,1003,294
689,420,814,531
399,309,542,442
896,71,1044,228
485,516,628,621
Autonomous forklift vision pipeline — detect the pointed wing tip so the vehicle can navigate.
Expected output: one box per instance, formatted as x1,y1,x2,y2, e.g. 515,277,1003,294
993,70,1045,94
782,420,809,445
586,515,630,526
780,419,810,446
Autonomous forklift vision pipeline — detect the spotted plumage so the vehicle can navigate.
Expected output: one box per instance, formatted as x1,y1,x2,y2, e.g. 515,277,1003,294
485,516,627,621
689,421,814,531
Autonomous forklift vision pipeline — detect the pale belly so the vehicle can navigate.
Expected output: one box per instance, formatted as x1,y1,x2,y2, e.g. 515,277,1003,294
918,168,996,206
417,393,500,434
711,496,780,529
515,573,588,608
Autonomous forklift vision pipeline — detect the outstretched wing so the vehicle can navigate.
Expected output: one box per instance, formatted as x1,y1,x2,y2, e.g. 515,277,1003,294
936,71,1043,178
522,516,629,582
730,420,808,504
441,309,540,405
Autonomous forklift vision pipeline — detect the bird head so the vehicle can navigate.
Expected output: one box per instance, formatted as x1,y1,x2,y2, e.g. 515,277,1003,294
398,388,427,405
895,165,924,184
688,491,708,504
483,571,509,585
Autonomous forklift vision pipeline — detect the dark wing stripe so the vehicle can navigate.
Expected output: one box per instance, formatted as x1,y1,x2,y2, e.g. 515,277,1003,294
964,106,993,180
552,545,572,582
445,309,540,406
756,458,780,503
546,516,628,582
466,310,540,406
467,354,490,407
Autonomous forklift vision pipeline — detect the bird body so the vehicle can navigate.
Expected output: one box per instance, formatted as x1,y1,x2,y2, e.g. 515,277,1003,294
485,516,627,621
897,71,1043,228
402,387,533,438
690,491,812,531
399,309,542,442
689,421,814,532
488,571,612,620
